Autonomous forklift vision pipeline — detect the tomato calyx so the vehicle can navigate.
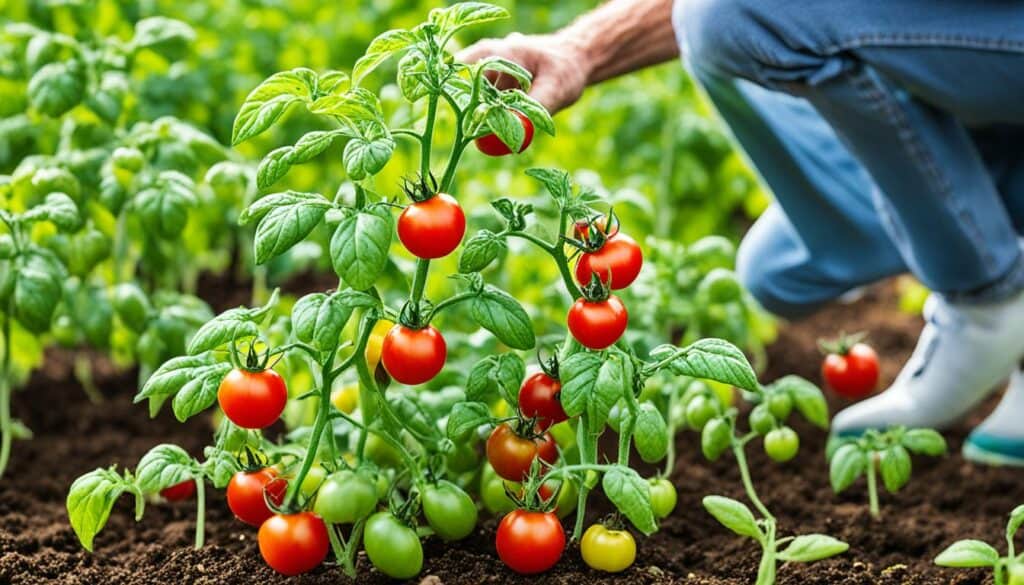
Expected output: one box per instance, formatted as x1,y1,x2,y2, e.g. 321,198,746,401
400,172,441,204
235,445,272,473
536,347,560,380
396,299,433,330
504,461,560,513
228,337,275,373
818,331,868,356
567,210,620,253
578,272,613,302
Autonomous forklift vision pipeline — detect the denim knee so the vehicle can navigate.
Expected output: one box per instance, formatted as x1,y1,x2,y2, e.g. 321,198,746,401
673,0,776,78
735,235,819,320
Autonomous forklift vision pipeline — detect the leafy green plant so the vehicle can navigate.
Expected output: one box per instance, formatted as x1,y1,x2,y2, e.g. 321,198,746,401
827,427,947,519
935,505,1024,585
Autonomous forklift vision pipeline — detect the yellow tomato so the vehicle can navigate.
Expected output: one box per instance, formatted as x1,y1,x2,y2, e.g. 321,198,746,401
331,383,359,414
365,319,394,372
705,379,735,407
581,524,637,573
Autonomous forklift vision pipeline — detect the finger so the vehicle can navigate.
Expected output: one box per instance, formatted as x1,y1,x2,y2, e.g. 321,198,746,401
527,74,567,115
455,39,496,65
494,72,522,91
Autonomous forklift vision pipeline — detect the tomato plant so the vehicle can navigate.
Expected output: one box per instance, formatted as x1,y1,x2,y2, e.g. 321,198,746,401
936,505,1024,585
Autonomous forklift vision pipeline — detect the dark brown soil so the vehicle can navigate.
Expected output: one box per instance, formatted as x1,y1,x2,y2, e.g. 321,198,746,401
0,281,1019,584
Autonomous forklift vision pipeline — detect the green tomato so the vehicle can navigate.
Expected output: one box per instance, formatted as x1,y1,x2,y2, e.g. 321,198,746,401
365,433,403,468
648,478,677,519
313,471,378,524
363,512,424,580
748,403,777,436
446,441,480,473
686,395,717,430
701,417,732,461
481,476,516,516
764,427,800,462
549,479,578,519
422,480,478,540
548,419,576,450
298,464,327,498
767,392,793,421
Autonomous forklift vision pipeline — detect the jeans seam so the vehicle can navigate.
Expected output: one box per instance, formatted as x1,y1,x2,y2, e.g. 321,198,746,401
850,67,997,272
824,34,1024,55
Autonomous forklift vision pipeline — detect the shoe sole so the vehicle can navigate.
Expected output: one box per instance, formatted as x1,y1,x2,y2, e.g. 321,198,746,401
962,440,1024,467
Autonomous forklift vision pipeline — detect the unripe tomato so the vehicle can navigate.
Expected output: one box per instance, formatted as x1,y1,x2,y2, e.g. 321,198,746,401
160,479,195,501
486,423,558,481
574,233,643,290
764,427,800,462
567,295,628,350
217,368,288,429
398,193,466,259
227,468,286,526
313,470,378,524
380,324,446,385
538,479,578,519
298,464,327,498
481,475,517,515
258,512,329,576
518,372,567,430
767,392,793,420
581,524,636,573
364,512,424,579
495,510,565,574
475,110,534,156
686,395,717,430
330,383,359,414
422,480,478,540
648,478,677,519
822,343,879,399
748,403,776,436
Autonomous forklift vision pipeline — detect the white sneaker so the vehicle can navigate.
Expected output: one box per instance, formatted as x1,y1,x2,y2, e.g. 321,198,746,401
963,368,1024,466
832,292,1024,434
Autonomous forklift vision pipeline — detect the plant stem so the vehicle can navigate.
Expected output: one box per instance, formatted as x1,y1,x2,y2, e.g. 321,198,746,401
663,392,678,477
114,212,128,283
866,452,880,519
410,259,430,309
74,354,103,404
327,523,356,578
0,312,11,478
733,440,773,521
572,418,595,541
420,94,438,178
194,477,206,549
346,518,366,575
284,353,336,508
755,519,777,585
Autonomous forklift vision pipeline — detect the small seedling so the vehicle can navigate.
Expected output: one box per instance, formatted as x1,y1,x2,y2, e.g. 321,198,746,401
935,505,1024,585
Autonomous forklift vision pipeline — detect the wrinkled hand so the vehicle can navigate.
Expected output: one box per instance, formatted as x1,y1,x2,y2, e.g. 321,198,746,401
457,32,589,115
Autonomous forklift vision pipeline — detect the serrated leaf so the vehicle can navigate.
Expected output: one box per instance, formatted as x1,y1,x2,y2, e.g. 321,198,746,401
257,131,342,189
559,352,603,418
470,286,534,350
135,444,193,494
485,106,525,152
934,540,999,568
447,402,491,441
634,403,668,463
186,290,277,355
239,191,330,225
135,354,231,420
343,133,394,180
430,2,509,36
458,229,506,273
652,339,758,392
589,352,632,434
479,57,532,91
525,167,571,204
67,468,131,552
703,495,761,539
253,197,330,264
330,208,393,291
353,29,417,84
602,466,657,535
202,446,240,490
232,69,318,145
777,535,849,562
504,89,555,136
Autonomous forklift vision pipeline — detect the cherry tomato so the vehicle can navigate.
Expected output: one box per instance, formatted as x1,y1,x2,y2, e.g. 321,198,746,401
365,319,394,372
822,343,880,399
330,383,359,414
567,295,628,350
364,511,424,579
486,423,558,481
313,470,378,525
538,479,578,519
475,110,534,156
298,464,327,498
258,512,329,576
380,324,446,385
160,479,195,501
227,468,286,526
575,233,643,290
495,509,565,574
518,372,567,430
685,395,717,430
397,193,466,259
764,426,800,462
217,368,288,429
766,391,793,420
648,478,677,519
481,474,517,515
581,524,636,573
422,480,478,540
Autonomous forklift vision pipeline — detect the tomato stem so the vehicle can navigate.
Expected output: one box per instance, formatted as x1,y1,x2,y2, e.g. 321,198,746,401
283,350,337,509
193,477,206,549
732,438,773,521
866,452,881,519
410,259,430,310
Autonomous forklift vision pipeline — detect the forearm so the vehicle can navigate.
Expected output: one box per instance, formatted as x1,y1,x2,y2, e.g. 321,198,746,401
557,0,679,86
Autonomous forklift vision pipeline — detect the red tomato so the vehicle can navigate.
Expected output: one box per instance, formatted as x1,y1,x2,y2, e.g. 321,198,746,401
575,233,643,290
397,193,466,259
160,479,195,501
475,110,534,156
495,509,565,574
567,296,628,350
486,423,558,481
822,343,879,399
227,468,287,526
217,368,288,429
258,512,329,576
380,325,447,385
518,372,567,430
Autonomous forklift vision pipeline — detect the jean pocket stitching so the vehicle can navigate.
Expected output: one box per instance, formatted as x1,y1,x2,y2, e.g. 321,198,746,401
825,33,1024,54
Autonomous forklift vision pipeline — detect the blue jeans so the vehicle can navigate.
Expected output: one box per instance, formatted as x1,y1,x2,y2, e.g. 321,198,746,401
672,0,1024,318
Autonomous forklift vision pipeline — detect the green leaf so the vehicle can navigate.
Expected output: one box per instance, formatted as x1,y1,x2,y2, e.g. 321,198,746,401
232,68,318,145
465,353,524,405
10,250,64,333
555,351,602,418
202,446,240,490
602,466,657,535
879,445,912,493
651,339,758,392
458,230,506,273
900,428,947,456
829,443,867,493
773,376,830,429
67,468,132,552
239,190,331,225
934,540,1000,568
633,403,669,463
1009,505,1024,541
257,131,343,189
251,193,331,264
134,444,194,494
352,29,417,84
446,402,491,442
478,57,532,91
525,168,571,204
430,2,509,36
470,286,535,350
702,495,762,539
701,417,732,461
28,61,84,117
187,289,278,355
135,171,196,238
132,17,195,58
291,291,352,351
135,354,231,420
504,89,555,136
589,352,632,434
343,133,395,180
777,535,849,562
330,208,393,291
485,107,526,153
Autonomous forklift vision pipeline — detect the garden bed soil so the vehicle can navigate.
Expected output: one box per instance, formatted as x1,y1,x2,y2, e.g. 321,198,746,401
1,280,1019,584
